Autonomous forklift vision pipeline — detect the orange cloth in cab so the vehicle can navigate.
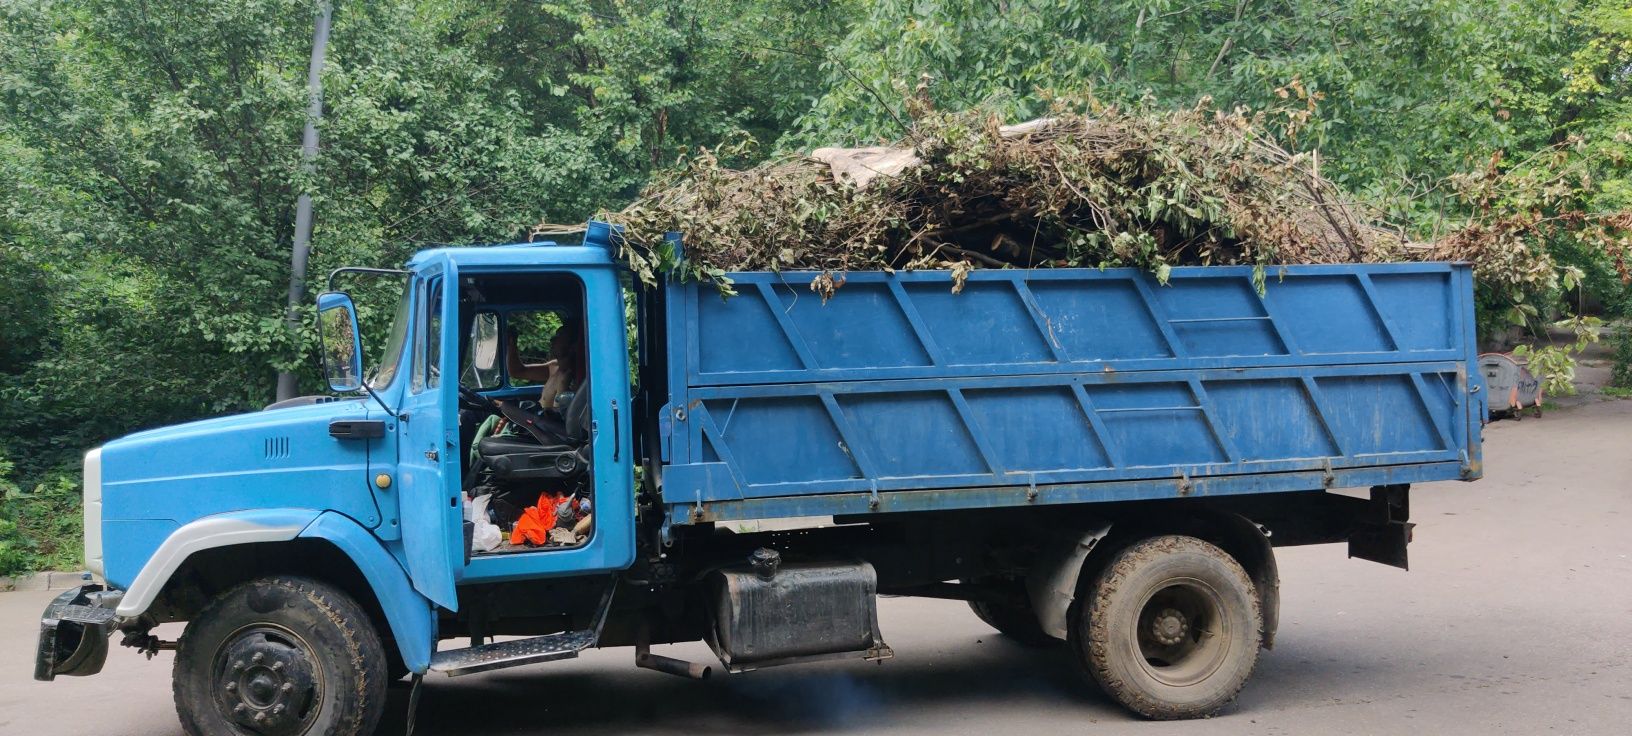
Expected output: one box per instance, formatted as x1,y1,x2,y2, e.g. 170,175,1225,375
510,493,559,546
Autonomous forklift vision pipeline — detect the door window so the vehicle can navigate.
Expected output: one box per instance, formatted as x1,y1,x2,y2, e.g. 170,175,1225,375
461,311,501,389
412,277,444,393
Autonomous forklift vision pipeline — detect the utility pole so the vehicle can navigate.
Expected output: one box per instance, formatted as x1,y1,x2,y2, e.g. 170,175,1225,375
277,1,333,402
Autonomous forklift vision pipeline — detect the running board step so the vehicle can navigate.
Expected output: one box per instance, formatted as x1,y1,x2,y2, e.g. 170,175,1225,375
428,630,597,677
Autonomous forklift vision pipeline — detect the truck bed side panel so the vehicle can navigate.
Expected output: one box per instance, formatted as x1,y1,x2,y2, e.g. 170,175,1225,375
657,264,1480,523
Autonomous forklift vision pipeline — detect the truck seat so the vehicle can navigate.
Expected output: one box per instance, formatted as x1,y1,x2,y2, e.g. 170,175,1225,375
477,379,592,483
478,434,572,456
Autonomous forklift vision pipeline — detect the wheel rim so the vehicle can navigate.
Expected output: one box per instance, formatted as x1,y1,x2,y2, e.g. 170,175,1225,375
211,623,324,735
1130,577,1232,688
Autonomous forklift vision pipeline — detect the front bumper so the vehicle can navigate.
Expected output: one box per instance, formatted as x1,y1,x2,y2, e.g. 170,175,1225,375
34,585,121,682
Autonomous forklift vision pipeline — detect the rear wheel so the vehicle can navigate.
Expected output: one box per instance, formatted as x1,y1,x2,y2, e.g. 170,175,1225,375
1068,535,1260,719
967,598,1055,646
173,575,387,736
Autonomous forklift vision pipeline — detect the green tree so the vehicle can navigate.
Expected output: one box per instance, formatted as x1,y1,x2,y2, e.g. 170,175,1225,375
0,0,613,480
796,0,1631,331
0,0,854,490
799,1,1585,184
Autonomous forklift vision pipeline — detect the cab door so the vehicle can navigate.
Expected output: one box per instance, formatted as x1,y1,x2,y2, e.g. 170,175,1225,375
395,261,464,610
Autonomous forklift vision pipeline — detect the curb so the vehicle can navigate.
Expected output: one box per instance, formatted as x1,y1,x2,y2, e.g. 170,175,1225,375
0,571,90,593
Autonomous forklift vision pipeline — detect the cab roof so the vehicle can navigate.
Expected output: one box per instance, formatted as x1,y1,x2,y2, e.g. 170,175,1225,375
405,221,625,272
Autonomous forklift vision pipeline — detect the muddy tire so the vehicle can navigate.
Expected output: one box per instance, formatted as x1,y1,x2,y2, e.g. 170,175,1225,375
173,575,387,736
1068,535,1260,719
968,598,1055,646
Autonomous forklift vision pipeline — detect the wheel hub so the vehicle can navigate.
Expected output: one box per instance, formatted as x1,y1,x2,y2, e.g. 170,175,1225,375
215,626,320,734
1133,580,1233,688
1149,607,1190,646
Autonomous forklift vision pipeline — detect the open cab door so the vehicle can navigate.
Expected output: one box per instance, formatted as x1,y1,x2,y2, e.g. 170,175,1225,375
395,258,465,610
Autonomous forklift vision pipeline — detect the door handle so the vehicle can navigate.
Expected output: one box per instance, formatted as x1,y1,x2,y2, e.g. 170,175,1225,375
329,419,385,440
424,449,439,463
611,399,620,463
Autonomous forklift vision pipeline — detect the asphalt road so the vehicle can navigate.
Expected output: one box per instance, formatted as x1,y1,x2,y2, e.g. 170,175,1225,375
5,398,1632,735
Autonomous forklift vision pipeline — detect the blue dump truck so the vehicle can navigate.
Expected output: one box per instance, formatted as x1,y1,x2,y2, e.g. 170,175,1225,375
36,222,1484,733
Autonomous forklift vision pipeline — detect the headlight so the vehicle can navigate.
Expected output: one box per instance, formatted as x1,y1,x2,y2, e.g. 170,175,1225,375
83,448,103,578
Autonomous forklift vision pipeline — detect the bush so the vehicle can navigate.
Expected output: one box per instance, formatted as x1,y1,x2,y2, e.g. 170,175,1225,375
0,518,29,578
1510,316,1603,396
1612,324,1632,390
0,456,82,578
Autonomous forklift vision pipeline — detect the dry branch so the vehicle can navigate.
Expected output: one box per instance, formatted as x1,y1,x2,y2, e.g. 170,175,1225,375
604,105,1466,297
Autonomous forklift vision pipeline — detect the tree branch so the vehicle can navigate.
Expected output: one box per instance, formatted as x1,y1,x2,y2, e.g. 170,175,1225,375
1206,0,1252,80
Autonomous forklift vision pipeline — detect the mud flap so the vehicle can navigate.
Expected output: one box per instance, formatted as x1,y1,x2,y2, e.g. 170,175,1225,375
1025,524,1114,641
1348,485,1413,570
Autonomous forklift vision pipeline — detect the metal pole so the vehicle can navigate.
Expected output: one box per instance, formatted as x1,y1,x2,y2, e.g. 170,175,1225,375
277,1,333,402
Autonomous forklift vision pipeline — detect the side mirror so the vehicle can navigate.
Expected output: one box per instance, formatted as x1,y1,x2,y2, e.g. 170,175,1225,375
317,292,364,393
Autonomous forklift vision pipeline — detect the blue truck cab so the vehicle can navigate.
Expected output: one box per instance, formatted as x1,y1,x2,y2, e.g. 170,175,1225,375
37,222,1484,733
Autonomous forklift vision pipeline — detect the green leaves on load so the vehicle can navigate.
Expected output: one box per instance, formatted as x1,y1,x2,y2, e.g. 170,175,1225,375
610,103,1414,297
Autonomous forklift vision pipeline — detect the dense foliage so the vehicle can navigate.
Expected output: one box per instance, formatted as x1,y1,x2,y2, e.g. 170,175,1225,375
794,0,1632,334
1,0,1628,574
0,0,838,574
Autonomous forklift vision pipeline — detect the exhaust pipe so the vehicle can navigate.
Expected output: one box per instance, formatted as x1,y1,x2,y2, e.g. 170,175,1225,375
635,641,712,679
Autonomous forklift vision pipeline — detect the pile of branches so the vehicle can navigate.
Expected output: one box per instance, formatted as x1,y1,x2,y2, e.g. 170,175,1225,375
1425,144,1632,310
609,103,1422,297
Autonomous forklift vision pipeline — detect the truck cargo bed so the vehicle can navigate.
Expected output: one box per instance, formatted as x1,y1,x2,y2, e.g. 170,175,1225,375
650,263,1483,525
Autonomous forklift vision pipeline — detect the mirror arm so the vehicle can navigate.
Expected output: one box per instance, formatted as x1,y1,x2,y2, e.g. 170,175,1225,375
357,380,401,420
326,266,409,292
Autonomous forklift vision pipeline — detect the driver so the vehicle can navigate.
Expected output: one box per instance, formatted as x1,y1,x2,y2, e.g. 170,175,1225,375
505,319,585,409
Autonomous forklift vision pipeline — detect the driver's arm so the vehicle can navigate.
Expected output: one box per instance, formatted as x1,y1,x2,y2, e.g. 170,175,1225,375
506,329,555,382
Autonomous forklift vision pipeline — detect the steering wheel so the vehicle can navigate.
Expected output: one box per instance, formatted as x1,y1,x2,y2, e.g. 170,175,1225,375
459,386,501,412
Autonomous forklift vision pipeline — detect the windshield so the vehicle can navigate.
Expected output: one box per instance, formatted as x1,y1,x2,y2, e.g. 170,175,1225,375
366,279,413,389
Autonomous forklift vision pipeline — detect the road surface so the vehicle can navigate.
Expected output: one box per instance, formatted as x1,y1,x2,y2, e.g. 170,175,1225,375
4,398,1631,735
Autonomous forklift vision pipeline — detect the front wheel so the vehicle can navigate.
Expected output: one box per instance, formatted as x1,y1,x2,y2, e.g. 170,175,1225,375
1068,535,1261,719
173,575,387,736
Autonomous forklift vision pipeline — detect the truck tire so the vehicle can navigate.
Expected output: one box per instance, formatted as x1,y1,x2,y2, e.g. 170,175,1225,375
173,575,387,736
1068,535,1260,719
966,593,1055,647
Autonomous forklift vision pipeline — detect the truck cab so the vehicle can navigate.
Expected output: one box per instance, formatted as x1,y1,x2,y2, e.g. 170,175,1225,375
40,227,643,732
316,238,640,603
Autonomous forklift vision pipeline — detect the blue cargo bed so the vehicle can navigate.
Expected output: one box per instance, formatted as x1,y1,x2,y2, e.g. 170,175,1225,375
653,263,1484,525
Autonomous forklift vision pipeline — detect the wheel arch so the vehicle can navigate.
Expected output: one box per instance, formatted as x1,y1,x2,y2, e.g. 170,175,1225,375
119,509,435,673
1191,511,1280,649
1092,510,1280,649
1031,509,1280,649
